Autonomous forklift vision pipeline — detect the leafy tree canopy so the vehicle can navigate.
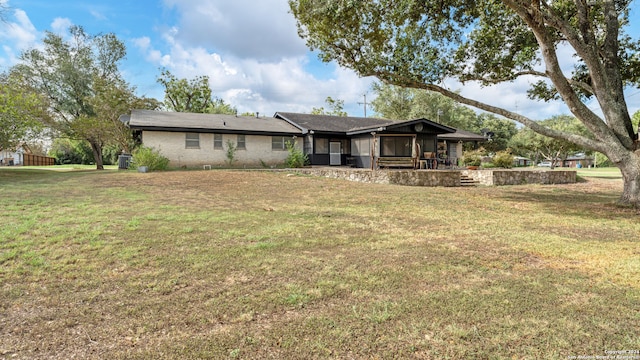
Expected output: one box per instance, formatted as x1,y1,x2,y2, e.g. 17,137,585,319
311,96,348,116
509,115,591,167
157,69,237,115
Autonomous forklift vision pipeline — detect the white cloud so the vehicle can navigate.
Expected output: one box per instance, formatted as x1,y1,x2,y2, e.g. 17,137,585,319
133,36,151,50
0,8,38,66
51,17,72,35
0,9,37,48
162,0,308,61
90,10,107,21
133,22,373,116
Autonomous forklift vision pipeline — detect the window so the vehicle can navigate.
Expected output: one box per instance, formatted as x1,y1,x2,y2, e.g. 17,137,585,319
237,135,246,150
351,137,370,156
315,138,329,154
214,134,223,149
272,136,286,150
381,136,412,157
186,133,200,148
341,139,351,155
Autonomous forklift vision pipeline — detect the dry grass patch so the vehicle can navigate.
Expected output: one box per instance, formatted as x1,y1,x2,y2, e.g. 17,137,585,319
1,168,638,359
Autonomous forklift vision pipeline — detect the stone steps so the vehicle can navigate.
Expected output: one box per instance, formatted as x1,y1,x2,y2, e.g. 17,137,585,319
460,174,480,187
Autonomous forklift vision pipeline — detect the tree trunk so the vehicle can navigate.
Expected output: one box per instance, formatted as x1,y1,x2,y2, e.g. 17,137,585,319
88,140,104,170
617,152,640,208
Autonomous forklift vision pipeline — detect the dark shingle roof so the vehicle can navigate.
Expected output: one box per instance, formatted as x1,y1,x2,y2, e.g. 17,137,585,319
125,110,482,141
127,110,302,135
274,112,395,133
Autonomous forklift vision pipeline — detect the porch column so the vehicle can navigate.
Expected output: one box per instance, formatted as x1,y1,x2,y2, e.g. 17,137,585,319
370,132,377,170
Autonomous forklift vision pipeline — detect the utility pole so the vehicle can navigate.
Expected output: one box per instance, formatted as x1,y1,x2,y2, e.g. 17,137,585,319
358,94,369,118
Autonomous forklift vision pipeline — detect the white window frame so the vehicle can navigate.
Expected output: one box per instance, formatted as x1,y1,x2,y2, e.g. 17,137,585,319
237,134,246,150
213,134,223,150
186,133,200,148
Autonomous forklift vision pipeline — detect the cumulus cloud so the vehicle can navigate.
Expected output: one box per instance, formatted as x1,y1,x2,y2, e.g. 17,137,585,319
134,15,373,116
162,0,308,61
51,17,72,35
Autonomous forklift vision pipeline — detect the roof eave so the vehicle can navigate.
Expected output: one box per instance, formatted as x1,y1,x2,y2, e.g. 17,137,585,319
273,112,309,134
346,126,387,136
129,125,301,137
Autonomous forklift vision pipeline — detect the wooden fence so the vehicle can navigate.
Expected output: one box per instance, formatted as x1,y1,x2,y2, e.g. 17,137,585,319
22,154,56,166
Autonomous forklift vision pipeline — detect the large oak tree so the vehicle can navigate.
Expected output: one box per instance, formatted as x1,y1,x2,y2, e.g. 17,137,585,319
13,26,128,169
290,0,640,207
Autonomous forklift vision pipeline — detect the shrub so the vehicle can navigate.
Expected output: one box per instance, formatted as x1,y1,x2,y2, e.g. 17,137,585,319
492,149,515,168
461,147,485,167
130,146,169,171
285,140,308,168
225,140,237,166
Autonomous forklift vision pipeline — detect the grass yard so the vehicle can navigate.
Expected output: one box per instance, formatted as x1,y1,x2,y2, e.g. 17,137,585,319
1,168,638,359
576,167,623,179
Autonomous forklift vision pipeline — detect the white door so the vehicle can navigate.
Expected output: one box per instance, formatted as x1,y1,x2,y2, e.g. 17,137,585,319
330,142,341,165
448,143,457,163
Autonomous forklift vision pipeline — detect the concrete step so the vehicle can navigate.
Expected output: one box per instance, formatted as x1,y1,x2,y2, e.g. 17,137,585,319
460,174,480,187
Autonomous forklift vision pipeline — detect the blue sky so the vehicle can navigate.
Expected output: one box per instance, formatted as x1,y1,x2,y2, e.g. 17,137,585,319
1,0,639,120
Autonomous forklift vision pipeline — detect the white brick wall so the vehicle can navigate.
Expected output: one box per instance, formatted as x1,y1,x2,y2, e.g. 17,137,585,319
142,131,302,167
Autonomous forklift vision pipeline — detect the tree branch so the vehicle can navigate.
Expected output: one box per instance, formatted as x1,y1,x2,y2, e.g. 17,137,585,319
500,0,626,151
370,69,607,152
462,69,595,95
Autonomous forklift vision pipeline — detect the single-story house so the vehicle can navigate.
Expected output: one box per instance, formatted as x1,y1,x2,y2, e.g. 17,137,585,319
563,153,594,168
513,156,533,167
125,110,484,169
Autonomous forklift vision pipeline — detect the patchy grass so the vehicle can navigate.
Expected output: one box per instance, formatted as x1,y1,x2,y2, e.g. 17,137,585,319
12,164,119,171
0,168,638,359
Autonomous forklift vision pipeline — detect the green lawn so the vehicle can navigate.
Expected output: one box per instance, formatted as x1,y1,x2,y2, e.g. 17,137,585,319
0,168,638,359
576,166,623,179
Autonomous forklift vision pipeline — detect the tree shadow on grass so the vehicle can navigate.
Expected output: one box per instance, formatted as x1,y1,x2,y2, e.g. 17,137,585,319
496,184,635,220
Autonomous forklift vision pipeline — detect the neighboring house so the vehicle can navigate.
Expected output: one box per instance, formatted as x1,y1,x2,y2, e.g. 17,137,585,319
126,110,485,169
563,153,594,168
0,147,23,166
513,156,533,167
0,144,56,166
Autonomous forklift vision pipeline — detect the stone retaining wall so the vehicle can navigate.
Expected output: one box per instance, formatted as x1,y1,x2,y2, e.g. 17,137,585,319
292,168,461,186
289,168,576,187
460,169,576,186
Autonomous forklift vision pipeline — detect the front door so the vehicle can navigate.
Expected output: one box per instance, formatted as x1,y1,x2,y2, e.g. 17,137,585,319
330,142,341,165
